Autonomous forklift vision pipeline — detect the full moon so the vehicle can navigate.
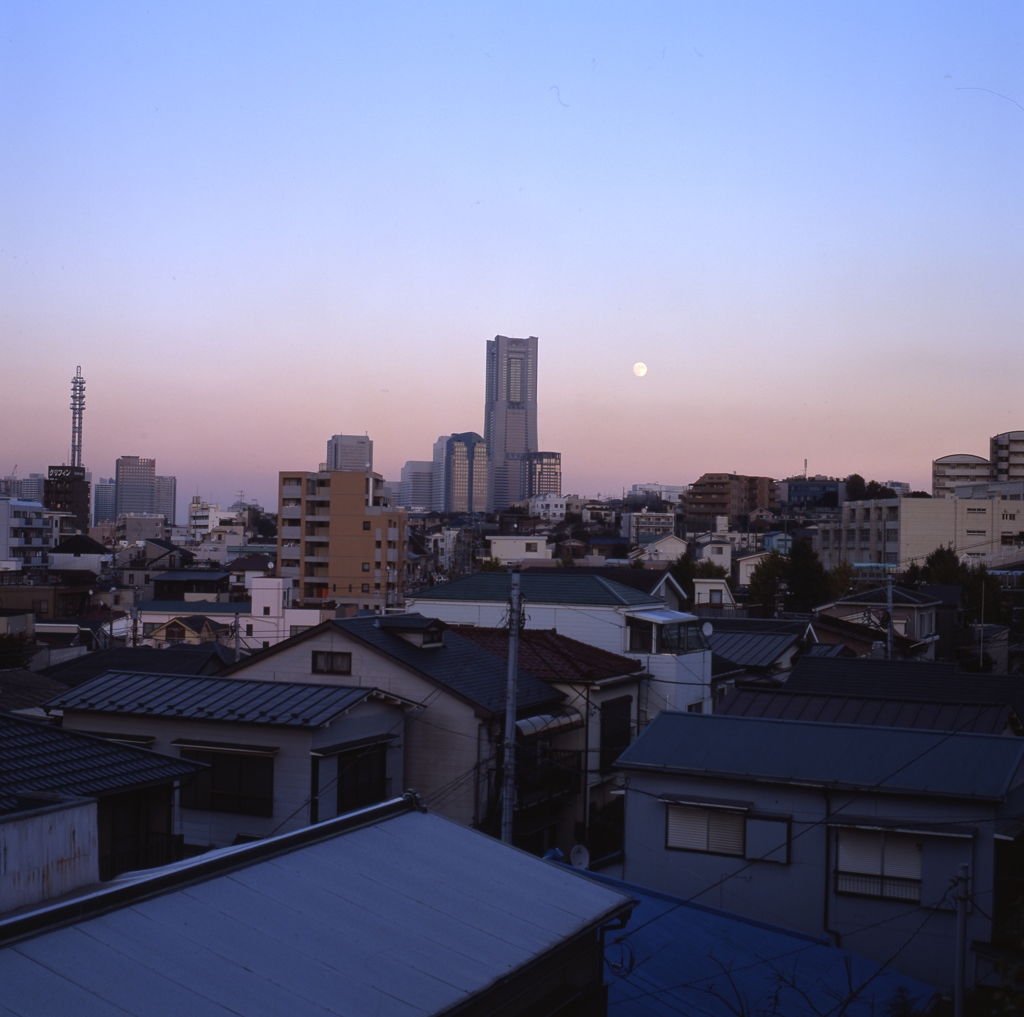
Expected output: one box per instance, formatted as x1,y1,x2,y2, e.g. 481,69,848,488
633,362,647,377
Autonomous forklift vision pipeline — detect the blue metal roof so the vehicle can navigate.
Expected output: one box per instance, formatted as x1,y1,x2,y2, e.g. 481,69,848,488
707,629,800,669
413,572,662,607
572,870,935,1015
615,711,1024,800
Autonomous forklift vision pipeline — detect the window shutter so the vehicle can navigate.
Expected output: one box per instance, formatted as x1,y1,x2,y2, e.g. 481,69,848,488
667,806,708,850
708,811,745,856
837,828,882,875
883,834,922,880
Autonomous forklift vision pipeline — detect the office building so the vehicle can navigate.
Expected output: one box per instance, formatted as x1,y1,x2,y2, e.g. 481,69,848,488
431,435,450,511
44,465,90,532
277,468,408,613
441,432,488,514
115,456,156,516
93,478,116,524
154,475,177,525
990,431,1024,483
398,461,433,510
15,474,46,503
525,451,561,498
932,455,993,499
484,335,539,511
778,475,846,511
326,433,372,472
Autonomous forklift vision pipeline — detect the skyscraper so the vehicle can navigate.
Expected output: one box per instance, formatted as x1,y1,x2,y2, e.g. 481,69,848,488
326,434,373,472
114,456,156,516
484,335,538,511
526,451,562,498
431,435,450,512
398,461,434,509
444,433,488,515
93,478,116,524
154,475,178,525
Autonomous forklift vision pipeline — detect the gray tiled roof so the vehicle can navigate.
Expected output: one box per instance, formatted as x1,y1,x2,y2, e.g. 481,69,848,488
615,710,1024,800
47,672,376,727
43,646,228,687
0,713,205,811
412,572,661,606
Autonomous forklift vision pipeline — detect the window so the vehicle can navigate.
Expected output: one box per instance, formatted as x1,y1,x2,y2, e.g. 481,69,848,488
362,521,371,530
599,696,632,773
666,805,744,856
290,625,311,637
336,744,389,814
128,573,135,584
525,542,538,553
657,622,709,654
711,546,722,555
362,562,370,572
311,650,352,675
142,623,157,636
262,641,269,649
627,617,653,653
245,624,253,637
361,583,370,593
835,828,921,901
709,589,723,605
179,749,274,817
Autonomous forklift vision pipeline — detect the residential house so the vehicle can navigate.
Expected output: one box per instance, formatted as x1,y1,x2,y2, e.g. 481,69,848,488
482,534,554,563
630,533,687,563
919,584,965,660
0,795,633,1017
615,710,1024,988
521,565,689,612
0,713,204,881
49,671,413,850
705,618,810,694
620,510,676,546
692,534,732,570
46,533,110,573
692,576,737,610
762,530,793,554
407,572,714,714
226,551,276,596
42,644,230,687
733,549,771,587
814,586,941,659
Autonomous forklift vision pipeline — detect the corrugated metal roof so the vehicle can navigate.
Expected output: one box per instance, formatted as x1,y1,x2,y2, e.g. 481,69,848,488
47,672,377,727
719,688,1016,734
335,617,563,716
707,630,800,669
0,804,632,1016
572,870,934,1016
0,713,205,811
411,572,662,606
615,711,1024,800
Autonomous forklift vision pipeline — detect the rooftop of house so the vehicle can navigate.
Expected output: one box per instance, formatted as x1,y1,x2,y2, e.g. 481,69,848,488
411,571,662,607
819,586,943,610
452,626,645,684
46,672,393,728
706,629,803,671
0,796,633,1016
615,710,1024,801
0,713,206,813
572,868,933,1017
151,570,231,583
919,584,964,609
225,553,276,573
807,614,924,656
0,668,70,713
156,616,230,635
719,686,1018,735
42,646,229,687
521,564,682,598
49,534,109,556
137,600,252,614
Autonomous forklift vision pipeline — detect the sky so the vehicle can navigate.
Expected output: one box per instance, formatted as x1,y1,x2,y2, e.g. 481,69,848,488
2,2,1022,516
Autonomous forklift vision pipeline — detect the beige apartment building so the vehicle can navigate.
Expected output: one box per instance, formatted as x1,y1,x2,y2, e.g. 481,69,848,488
991,430,1024,483
932,454,993,499
815,495,1023,570
277,469,407,613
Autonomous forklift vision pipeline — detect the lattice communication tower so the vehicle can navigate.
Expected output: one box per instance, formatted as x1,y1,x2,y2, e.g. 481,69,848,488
70,366,85,468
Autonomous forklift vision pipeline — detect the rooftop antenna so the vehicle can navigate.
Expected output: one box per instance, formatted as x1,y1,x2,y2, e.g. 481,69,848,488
804,458,807,479
70,367,85,468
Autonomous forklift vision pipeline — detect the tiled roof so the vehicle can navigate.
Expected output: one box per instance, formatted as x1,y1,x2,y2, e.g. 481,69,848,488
0,669,70,712
452,627,644,683
616,711,1024,800
50,534,109,555
0,713,205,812
47,672,376,727
334,617,564,715
521,565,682,598
42,646,228,687
719,687,1016,734
411,572,661,606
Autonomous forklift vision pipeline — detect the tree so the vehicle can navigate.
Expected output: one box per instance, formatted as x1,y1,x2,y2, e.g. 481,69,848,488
845,474,867,501
669,553,730,605
478,557,504,572
786,539,831,611
747,551,789,614
248,507,278,540
828,560,854,601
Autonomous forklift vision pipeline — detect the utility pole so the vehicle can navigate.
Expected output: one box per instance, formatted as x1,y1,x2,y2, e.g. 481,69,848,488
979,581,985,669
234,614,241,663
500,570,521,845
954,862,969,1017
886,572,894,660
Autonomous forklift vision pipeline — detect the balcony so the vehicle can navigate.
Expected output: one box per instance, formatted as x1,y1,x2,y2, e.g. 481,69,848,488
280,526,301,539
280,507,302,520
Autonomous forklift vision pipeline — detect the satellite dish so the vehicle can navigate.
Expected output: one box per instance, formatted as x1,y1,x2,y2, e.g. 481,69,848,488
570,844,590,869
701,621,714,637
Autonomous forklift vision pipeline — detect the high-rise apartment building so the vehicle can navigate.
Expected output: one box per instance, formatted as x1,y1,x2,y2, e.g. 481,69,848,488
44,466,91,533
277,469,407,613
932,455,992,498
154,475,177,525
93,478,116,524
115,456,156,517
990,431,1024,484
525,451,561,498
399,461,434,509
16,474,46,503
484,335,538,511
326,434,373,472
682,473,780,531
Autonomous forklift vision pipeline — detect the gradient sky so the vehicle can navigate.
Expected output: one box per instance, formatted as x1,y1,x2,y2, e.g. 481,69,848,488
2,3,1022,516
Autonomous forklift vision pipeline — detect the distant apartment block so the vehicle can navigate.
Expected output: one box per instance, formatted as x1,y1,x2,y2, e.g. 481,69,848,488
485,335,539,511
153,475,177,525
93,477,116,524
278,468,408,613
778,475,846,510
326,433,372,472
44,465,90,533
629,483,688,506
683,473,779,530
621,510,677,545
187,497,244,539
114,456,156,516
398,460,433,509
932,455,993,498
528,494,566,522
991,430,1024,483
815,495,1024,569
14,474,46,503
526,451,561,497
0,499,52,566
